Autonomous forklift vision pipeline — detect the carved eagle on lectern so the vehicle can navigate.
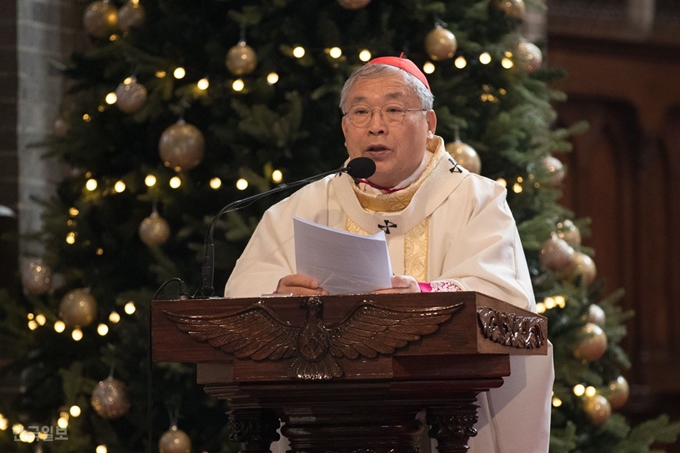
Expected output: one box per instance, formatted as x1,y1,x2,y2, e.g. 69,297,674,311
164,297,464,380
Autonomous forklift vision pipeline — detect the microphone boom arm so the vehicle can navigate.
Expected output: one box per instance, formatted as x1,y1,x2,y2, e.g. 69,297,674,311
200,165,347,297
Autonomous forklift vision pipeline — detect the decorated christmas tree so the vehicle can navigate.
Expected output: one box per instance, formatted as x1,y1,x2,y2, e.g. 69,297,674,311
1,0,679,452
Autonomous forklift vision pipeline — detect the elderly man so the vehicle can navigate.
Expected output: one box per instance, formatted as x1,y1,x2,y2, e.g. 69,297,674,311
225,55,553,452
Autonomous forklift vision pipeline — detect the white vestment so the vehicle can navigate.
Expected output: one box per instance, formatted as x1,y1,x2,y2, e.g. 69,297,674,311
225,137,553,453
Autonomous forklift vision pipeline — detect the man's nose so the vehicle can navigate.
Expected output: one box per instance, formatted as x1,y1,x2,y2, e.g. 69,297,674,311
367,108,387,132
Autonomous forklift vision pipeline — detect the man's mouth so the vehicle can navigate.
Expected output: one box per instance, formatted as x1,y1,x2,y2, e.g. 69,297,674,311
366,145,389,152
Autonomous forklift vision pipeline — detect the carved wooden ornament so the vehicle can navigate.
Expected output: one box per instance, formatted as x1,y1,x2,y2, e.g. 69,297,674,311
477,306,546,349
164,297,463,380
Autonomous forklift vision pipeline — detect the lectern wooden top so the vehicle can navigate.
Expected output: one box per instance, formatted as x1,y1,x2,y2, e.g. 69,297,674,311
151,291,546,382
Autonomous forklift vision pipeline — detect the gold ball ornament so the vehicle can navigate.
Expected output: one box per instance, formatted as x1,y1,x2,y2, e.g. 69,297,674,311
586,304,606,327
515,40,543,73
139,210,171,246
557,219,581,245
91,377,131,419
59,288,97,327
158,120,205,171
539,235,575,272
425,25,457,61
583,394,612,425
115,76,147,114
226,41,258,76
337,0,371,9
495,0,526,18
83,0,119,39
607,375,630,409
159,425,192,453
445,140,481,174
574,322,608,362
117,1,145,32
532,155,565,188
568,252,597,285
22,260,53,295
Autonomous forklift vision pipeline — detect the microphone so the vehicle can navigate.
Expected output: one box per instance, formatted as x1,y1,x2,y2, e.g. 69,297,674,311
199,157,376,297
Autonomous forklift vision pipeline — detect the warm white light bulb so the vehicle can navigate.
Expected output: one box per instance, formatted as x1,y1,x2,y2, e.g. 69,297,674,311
272,170,283,183
209,177,222,189
109,311,121,323
124,301,136,315
105,93,117,104
454,56,467,69
236,178,248,190
267,72,279,84
169,176,182,188
232,79,245,92
479,52,492,64
329,47,342,59
70,405,81,417
114,180,126,193
97,323,109,336
173,67,186,79
197,78,209,90
145,174,157,187
293,46,305,58
423,62,435,74
54,321,66,333
359,50,372,62
86,179,98,191
71,328,83,341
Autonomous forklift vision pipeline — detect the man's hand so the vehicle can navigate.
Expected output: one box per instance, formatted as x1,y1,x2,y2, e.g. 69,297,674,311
276,274,329,296
371,275,421,294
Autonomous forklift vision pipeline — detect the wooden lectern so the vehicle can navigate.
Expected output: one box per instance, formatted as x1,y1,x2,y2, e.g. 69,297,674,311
151,291,547,453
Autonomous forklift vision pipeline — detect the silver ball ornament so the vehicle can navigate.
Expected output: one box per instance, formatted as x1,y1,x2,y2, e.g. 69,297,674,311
495,0,526,18
22,260,53,295
515,40,543,73
83,1,119,38
115,76,147,114
226,41,258,76
159,425,192,453
91,377,131,419
59,288,97,327
532,155,565,188
586,304,606,327
53,117,69,137
117,1,145,31
539,235,574,272
158,120,205,171
139,210,171,246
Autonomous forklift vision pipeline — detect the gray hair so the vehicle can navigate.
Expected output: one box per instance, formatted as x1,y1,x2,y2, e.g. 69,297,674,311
339,64,435,112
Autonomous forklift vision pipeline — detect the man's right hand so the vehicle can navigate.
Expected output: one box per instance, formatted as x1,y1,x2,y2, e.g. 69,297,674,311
276,274,329,296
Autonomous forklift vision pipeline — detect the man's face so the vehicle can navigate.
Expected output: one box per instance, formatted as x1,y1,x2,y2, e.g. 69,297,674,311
341,72,436,188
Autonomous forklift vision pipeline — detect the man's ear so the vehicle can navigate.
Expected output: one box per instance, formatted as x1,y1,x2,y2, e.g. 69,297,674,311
426,109,437,134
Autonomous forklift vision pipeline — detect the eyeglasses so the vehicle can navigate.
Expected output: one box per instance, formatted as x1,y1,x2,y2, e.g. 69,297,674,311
342,104,429,128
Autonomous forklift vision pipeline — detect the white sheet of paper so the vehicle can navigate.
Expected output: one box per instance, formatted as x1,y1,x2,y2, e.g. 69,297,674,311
294,217,393,295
